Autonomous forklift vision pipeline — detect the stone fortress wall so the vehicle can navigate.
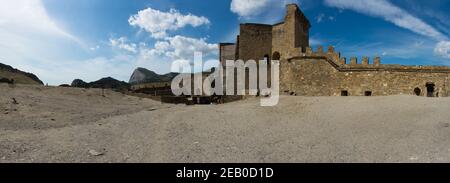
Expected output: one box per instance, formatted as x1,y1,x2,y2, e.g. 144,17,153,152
219,3,450,97
281,46,450,97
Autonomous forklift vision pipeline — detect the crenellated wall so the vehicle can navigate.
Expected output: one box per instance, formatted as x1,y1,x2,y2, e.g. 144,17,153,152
218,3,450,97
280,46,450,97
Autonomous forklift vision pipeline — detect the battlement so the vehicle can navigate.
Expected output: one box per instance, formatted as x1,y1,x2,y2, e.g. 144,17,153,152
219,3,450,98
240,23,273,30
294,46,384,66
289,45,450,72
296,46,341,62
341,56,381,66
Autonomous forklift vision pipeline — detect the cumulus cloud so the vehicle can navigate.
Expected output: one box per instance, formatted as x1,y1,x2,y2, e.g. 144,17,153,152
230,0,271,17
105,35,219,76
125,6,218,74
110,37,137,53
324,0,447,41
128,7,210,39
435,41,450,59
165,35,218,59
144,35,217,61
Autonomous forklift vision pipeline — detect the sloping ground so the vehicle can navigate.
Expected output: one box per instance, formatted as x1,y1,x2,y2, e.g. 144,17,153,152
0,84,164,131
0,63,43,85
1,84,450,162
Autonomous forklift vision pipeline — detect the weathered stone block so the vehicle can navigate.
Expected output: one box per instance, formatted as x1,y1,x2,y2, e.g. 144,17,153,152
362,57,369,65
306,47,313,54
317,46,324,54
327,46,334,53
340,57,346,65
350,57,358,65
374,56,381,66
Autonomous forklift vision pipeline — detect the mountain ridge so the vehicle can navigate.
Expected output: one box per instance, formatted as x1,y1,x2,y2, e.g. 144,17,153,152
71,77,130,90
0,62,43,85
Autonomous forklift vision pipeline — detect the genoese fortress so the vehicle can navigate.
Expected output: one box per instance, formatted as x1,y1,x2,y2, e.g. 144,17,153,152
219,3,450,97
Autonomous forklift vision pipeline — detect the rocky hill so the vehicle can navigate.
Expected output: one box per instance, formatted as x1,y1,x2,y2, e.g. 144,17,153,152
129,67,178,84
71,77,130,90
0,63,43,85
71,79,88,88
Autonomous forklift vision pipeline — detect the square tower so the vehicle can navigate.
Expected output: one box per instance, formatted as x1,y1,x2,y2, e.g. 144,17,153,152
284,3,310,49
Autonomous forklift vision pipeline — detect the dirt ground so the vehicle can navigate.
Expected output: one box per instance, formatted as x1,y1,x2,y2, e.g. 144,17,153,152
1,84,450,163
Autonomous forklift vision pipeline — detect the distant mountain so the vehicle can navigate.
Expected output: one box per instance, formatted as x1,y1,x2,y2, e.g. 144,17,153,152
90,77,130,90
71,79,88,88
71,77,130,90
0,62,43,85
129,67,178,84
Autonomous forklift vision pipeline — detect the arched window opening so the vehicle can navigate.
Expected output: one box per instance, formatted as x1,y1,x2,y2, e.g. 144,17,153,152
414,88,421,96
272,52,281,61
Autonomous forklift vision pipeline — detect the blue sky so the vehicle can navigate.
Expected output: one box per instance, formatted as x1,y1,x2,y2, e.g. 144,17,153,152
0,0,449,85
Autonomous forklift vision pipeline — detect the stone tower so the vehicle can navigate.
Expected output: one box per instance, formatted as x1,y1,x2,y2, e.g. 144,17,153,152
285,4,310,49
219,3,311,64
272,4,311,59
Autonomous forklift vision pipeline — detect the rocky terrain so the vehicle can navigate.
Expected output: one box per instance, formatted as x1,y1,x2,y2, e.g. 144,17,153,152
0,63,43,85
2,84,450,163
129,67,177,85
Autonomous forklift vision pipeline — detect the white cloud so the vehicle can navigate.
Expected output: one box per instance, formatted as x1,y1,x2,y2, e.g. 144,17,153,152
324,0,450,60
149,41,170,55
0,0,79,43
128,7,210,39
324,0,448,41
230,0,300,20
435,41,450,59
136,35,218,73
110,37,137,53
230,0,271,17
165,35,218,59
0,0,92,85
88,35,219,78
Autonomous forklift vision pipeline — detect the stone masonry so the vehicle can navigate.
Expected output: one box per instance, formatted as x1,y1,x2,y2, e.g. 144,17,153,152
219,3,450,97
